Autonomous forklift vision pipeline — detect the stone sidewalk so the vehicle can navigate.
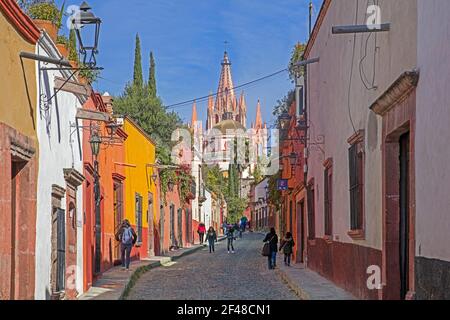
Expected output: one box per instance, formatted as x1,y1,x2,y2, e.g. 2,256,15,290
275,263,356,300
78,240,224,300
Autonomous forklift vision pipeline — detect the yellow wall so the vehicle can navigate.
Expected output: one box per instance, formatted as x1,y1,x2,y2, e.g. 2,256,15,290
123,118,158,240
0,11,37,138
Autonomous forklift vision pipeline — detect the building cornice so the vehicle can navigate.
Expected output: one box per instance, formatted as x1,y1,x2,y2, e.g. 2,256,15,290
370,70,420,116
64,168,85,188
0,0,40,44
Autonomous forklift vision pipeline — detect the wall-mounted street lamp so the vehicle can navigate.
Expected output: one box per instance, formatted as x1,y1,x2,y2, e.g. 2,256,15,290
89,131,101,157
279,111,292,133
72,1,102,67
89,129,102,274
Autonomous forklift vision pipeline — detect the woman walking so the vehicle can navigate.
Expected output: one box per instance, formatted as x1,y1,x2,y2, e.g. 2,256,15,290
279,232,295,267
263,228,278,270
206,227,218,253
197,223,206,244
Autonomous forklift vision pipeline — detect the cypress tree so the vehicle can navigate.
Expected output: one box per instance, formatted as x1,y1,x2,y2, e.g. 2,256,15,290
148,51,157,98
133,34,143,89
68,28,78,62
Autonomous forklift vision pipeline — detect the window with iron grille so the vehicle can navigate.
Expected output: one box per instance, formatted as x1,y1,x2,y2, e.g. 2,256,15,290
135,194,143,243
349,143,364,231
307,182,316,240
324,160,333,237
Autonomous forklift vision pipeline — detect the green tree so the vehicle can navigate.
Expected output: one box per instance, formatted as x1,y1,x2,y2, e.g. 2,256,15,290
148,51,157,98
68,28,78,61
133,34,143,89
289,42,306,79
114,36,181,148
272,90,295,129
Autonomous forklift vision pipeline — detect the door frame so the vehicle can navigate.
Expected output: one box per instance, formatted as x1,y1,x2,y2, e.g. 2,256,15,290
373,77,417,300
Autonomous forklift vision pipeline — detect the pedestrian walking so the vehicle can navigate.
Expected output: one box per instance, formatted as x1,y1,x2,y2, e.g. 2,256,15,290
234,222,240,240
279,232,295,267
206,227,218,253
226,226,236,254
263,228,278,270
197,223,206,244
222,221,228,236
115,220,137,271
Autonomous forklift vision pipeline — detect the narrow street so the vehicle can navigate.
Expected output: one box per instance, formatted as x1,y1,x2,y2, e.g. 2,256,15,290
126,233,299,300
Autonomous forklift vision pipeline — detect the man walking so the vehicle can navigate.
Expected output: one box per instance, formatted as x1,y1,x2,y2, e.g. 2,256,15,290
115,220,137,271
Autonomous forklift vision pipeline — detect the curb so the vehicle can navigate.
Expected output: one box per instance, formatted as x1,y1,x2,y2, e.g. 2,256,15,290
275,268,311,300
119,244,207,300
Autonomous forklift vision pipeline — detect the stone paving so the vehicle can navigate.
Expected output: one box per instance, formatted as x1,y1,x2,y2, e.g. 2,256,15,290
126,232,299,300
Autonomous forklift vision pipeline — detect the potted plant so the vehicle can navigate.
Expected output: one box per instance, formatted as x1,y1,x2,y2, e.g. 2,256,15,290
56,35,69,58
78,63,100,85
28,1,65,42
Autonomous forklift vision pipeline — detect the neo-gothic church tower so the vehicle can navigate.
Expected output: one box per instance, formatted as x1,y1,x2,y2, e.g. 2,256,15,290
206,52,247,130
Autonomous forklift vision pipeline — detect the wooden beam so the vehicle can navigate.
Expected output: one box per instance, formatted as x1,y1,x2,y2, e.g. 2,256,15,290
76,108,111,122
54,76,92,96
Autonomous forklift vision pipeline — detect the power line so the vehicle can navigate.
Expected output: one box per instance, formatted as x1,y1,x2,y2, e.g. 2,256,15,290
164,68,289,110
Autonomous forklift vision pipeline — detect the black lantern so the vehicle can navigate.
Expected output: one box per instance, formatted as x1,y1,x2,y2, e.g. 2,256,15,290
168,180,175,192
89,132,101,157
73,2,102,67
278,111,292,131
151,173,158,185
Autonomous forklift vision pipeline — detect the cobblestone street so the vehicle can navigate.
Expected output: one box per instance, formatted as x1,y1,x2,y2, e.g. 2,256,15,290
126,233,299,300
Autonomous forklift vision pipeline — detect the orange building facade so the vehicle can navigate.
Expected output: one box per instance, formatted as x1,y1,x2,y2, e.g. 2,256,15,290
279,100,307,264
82,93,127,291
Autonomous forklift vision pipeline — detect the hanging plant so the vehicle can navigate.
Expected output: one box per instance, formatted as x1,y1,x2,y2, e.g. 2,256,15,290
78,63,100,84
56,34,69,46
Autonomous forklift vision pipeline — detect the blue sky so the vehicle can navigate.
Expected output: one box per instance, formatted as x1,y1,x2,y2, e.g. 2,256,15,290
58,0,322,126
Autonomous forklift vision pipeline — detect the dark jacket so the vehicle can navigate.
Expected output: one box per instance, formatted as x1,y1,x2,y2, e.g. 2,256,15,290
263,233,278,253
226,228,235,239
115,226,138,245
206,230,217,242
280,238,295,255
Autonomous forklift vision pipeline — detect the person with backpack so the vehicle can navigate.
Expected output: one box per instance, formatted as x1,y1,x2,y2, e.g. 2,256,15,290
226,226,236,254
205,227,218,253
279,232,296,267
263,228,278,270
115,220,137,271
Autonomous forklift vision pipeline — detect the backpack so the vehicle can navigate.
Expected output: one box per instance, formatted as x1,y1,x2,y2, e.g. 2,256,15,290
122,227,133,245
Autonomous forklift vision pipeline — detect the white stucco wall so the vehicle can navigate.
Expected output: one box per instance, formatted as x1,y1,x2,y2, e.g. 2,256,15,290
306,0,417,250
203,189,213,230
35,33,84,299
415,0,450,261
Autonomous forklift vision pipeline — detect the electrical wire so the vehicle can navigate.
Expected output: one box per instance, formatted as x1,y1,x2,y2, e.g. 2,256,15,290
164,68,289,110
358,0,379,91
347,0,359,135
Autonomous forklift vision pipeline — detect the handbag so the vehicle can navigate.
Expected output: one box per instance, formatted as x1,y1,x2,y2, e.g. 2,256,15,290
262,236,275,257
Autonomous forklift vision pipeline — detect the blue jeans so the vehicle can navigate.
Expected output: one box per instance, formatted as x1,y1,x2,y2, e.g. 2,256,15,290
208,240,215,253
268,251,277,269
121,244,133,269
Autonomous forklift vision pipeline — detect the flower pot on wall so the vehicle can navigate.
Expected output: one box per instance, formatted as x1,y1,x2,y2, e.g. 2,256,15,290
56,44,68,58
33,19,58,42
